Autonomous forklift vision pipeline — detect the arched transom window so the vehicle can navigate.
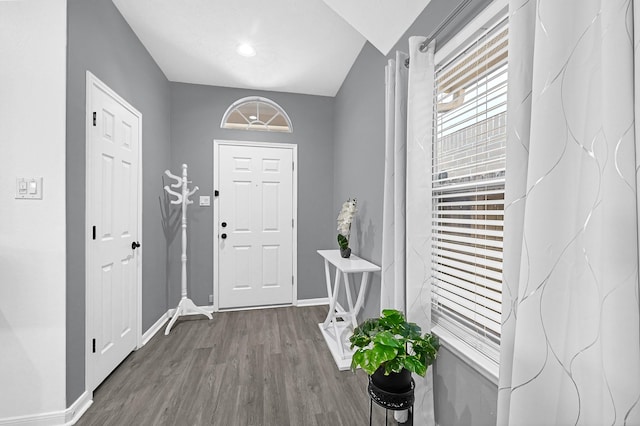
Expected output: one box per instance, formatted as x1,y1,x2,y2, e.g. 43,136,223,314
221,96,293,133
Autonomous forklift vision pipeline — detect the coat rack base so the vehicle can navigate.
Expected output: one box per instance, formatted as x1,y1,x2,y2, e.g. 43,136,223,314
164,297,212,335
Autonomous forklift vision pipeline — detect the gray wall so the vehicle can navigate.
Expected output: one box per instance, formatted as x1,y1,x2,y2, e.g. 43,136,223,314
66,0,172,405
169,83,335,306
332,40,387,322
434,346,498,425
332,0,498,425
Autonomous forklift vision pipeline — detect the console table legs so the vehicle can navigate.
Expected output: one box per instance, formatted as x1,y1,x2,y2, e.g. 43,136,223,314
316,250,380,370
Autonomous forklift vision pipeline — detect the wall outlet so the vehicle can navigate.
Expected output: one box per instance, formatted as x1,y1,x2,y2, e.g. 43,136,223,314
208,294,213,303
199,195,211,207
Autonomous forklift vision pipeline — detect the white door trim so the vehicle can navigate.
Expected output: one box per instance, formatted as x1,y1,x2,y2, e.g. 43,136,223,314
212,139,298,311
85,71,143,393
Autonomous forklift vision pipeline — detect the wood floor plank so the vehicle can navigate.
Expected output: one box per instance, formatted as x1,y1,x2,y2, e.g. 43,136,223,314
76,306,381,426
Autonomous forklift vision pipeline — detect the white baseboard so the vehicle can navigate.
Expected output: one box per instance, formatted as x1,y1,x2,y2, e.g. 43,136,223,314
296,297,329,307
0,410,66,426
217,303,291,312
0,391,92,426
141,311,169,346
64,392,92,425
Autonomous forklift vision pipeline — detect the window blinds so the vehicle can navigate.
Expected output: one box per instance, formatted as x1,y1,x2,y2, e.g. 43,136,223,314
431,17,508,363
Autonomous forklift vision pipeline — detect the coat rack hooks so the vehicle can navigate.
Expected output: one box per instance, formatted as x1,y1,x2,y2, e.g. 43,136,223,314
164,164,212,335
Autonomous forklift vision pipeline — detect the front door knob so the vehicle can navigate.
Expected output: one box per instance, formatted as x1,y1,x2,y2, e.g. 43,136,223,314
221,233,227,239
221,222,227,228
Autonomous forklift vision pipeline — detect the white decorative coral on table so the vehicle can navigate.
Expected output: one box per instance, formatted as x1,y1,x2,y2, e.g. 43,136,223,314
336,198,357,257
337,198,357,236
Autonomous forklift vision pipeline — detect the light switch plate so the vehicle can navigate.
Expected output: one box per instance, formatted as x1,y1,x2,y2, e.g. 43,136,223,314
16,177,43,199
199,195,211,207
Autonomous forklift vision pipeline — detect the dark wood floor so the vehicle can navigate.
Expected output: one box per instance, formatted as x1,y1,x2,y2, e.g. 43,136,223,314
76,305,391,425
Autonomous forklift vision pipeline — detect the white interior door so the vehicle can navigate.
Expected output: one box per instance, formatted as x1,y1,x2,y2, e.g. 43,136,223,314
215,142,295,309
86,72,141,391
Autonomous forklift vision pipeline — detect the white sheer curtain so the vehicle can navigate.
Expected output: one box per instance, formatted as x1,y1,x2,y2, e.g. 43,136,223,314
381,51,408,312
381,36,436,424
498,1,640,424
405,36,436,426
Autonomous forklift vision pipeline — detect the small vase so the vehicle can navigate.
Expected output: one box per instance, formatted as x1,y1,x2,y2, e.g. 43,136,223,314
340,247,351,258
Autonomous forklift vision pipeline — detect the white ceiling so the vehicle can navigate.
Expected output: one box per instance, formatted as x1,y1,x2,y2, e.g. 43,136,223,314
112,0,431,97
322,0,432,55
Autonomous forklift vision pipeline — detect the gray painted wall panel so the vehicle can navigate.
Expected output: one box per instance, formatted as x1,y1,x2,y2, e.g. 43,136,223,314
332,1,497,425
332,42,387,322
434,346,498,425
66,0,171,405
169,83,335,306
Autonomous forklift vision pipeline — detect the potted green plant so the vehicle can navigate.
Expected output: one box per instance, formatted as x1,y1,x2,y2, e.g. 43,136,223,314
349,309,440,393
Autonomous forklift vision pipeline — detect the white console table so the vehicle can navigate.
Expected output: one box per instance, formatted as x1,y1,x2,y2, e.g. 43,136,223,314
317,249,381,370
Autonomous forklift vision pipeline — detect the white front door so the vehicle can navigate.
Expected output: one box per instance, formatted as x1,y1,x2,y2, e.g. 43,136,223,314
86,72,141,391
215,142,296,309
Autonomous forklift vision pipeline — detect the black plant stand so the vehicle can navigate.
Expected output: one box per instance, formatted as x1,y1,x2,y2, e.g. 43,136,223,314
368,376,415,426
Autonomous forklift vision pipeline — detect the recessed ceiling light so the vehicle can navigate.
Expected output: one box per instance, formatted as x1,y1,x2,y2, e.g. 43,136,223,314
249,115,257,120
237,43,256,57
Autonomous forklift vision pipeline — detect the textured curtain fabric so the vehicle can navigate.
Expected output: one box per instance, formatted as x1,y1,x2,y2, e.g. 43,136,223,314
498,1,640,424
381,51,408,312
405,37,436,426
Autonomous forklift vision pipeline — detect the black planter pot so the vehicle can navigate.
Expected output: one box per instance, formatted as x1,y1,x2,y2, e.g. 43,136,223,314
340,247,351,258
370,366,412,393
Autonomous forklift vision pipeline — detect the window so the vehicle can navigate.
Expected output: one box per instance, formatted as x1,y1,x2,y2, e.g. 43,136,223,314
221,96,293,133
431,15,508,365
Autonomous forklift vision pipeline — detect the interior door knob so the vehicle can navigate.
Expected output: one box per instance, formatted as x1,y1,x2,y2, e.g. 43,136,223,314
221,233,227,239
221,222,227,228
131,241,141,250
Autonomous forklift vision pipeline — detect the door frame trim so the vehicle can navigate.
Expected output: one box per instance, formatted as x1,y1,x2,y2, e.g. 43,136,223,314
85,71,143,393
212,139,298,311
